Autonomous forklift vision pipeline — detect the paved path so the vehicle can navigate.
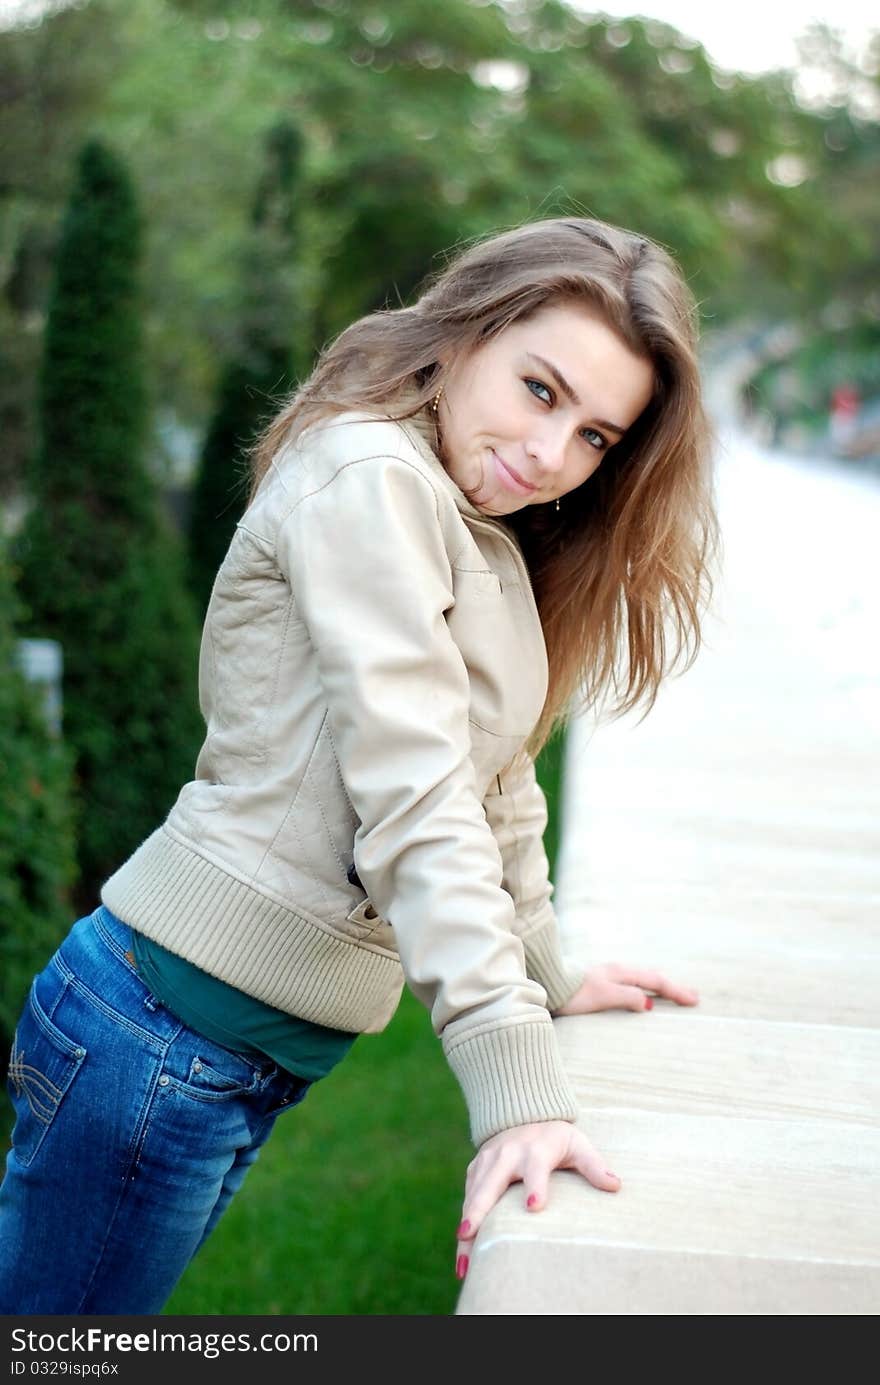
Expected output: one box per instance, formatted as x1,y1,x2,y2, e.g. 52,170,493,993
457,430,880,1315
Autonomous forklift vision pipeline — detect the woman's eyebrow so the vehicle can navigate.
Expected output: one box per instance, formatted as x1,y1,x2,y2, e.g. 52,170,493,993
525,352,626,435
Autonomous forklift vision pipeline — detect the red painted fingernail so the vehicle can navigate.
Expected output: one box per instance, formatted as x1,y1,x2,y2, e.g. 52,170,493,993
456,1220,470,1238
527,1193,539,1208
456,1254,469,1279
644,996,653,1010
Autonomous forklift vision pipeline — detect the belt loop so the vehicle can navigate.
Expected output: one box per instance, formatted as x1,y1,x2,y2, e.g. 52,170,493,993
259,1062,280,1091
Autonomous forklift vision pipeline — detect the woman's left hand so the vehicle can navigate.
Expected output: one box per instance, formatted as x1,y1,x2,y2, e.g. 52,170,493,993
554,963,699,1016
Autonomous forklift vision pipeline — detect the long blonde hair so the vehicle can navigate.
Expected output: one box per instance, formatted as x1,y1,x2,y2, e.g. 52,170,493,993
249,216,719,754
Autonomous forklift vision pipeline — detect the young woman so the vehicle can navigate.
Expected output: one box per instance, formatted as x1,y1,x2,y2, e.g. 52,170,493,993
0,216,716,1314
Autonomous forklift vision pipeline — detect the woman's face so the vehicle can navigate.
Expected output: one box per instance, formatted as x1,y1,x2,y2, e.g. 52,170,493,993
435,301,656,518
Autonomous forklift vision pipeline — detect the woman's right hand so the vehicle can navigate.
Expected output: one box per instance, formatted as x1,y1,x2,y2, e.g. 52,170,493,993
454,1121,620,1281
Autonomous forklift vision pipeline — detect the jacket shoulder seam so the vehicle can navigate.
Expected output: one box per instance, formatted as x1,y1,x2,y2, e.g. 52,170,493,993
276,452,441,529
273,451,471,567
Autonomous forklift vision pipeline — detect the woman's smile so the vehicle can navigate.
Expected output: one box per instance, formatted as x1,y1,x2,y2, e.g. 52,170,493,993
490,448,537,496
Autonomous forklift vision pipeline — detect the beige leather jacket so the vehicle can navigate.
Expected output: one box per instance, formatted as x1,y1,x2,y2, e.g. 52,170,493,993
102,403,584,1145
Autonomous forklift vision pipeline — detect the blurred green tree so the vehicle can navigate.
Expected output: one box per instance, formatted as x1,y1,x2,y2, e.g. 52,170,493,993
792,25,880,316
0,0,128,498
1,0,877,510
0,543,76,1058
13,138,204,911
187,120,305,614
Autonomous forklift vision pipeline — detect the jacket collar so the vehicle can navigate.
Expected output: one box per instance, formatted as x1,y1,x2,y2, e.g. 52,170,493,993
385,395,492,525
333,387,510,531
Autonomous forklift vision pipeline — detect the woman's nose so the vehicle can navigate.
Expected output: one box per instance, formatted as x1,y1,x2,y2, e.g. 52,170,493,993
527,424,568,474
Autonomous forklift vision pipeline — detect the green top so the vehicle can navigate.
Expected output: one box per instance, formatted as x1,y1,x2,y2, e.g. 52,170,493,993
130,929,357,1081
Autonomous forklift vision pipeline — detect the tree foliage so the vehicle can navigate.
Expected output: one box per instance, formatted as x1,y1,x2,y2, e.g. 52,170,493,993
187,120,306,614
13,138,203,909
0,544,77,1052
0,0,875,503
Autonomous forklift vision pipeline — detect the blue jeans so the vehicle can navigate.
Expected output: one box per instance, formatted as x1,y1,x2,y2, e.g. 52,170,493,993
0,906,311,1314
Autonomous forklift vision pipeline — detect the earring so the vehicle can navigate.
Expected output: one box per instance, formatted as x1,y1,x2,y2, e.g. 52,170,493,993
555,497,560,513
431,385,444,414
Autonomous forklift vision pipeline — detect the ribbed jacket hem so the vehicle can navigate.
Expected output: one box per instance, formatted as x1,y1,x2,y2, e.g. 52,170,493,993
442,1014,579,1147
521,916,586,1013
101,825,404,1034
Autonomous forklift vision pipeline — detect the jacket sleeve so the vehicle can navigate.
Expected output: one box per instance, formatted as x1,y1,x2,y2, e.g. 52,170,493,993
482,752,586,1013
276,453,578,1146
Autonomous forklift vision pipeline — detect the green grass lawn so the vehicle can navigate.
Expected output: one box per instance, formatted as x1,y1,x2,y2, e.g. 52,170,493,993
2,730,567,1315
164,988,471,1315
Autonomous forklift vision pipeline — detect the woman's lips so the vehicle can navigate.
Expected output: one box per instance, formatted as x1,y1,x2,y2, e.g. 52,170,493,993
491,449,536,496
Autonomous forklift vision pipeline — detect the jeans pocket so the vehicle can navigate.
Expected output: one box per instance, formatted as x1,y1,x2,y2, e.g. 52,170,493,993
6,977,87,1168
161,1035,265,1104
177,1053,261,1101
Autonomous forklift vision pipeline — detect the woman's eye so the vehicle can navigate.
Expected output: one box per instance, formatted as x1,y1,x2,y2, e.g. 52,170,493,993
581,427,607,452
525,377,552,404
525,378,606,452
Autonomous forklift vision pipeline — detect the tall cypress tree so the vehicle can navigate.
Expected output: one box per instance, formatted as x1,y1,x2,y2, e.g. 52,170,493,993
0,544,77,1056
14,139,203,910
187,121,305,614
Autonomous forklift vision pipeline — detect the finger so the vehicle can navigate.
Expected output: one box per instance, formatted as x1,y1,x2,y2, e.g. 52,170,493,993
455,1214,476,1245
460,1158,520,1236
614,967,699,1006
455,1213,476,1281
522,1159,551,1214
455,1223,473,1281
455,1153,521,1276
565,1137,622,1193
611,983,654,1012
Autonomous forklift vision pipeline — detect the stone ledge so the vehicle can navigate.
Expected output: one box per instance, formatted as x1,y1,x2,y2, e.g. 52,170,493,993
457,433,880,1315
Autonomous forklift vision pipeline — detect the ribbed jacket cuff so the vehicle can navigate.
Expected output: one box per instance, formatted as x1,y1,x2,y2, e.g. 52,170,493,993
442,1015,578,1147
520,913,586,1013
